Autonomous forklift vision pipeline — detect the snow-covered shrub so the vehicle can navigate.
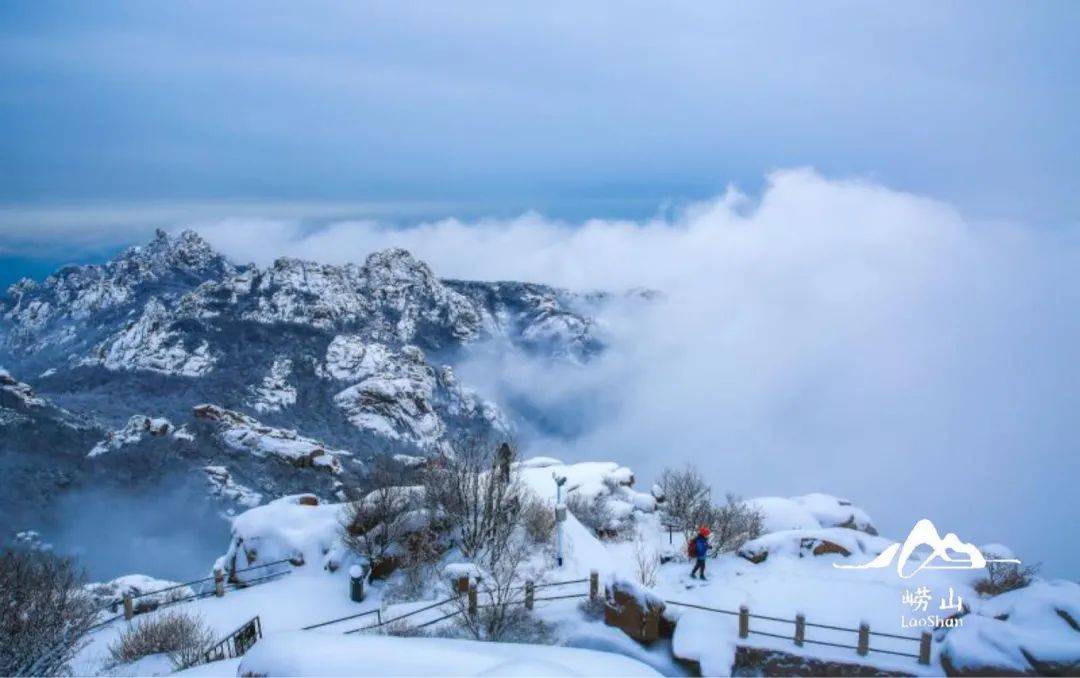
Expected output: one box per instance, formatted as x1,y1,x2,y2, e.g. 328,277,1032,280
0,549,97,677
107,609,214,670
709,494,764,555
521,495,556,545
340,468,423,574
565,491,614,537
974,552,1040,597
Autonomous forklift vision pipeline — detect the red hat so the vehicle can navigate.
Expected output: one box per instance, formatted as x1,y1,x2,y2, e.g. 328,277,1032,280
699,526,711,537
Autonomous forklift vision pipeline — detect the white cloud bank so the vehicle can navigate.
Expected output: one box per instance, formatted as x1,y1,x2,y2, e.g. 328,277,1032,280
193,168,1079,572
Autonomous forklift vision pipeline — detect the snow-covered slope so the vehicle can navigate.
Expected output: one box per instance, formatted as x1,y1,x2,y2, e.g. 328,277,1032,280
71,456,1079,678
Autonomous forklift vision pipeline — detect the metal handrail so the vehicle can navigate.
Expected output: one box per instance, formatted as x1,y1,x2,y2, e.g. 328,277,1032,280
344,596,458,634
302,608,381,631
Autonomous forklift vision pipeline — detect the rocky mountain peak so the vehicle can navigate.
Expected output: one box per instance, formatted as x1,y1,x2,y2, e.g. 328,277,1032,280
360,248,435,288
113,229,230,281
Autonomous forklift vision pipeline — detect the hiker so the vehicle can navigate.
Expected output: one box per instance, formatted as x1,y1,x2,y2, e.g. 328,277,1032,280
689,526,710,579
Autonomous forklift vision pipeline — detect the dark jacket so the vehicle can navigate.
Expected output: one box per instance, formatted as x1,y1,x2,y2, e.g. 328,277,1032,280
693,534,709,559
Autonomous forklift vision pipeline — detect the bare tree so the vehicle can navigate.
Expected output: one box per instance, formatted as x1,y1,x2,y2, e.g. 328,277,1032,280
340,467,421,572
423,437,525,570
0,549,98,677
633,535,660,587
454,541,531,641
709,494,764,555
658,465,713,539
398,528,444,596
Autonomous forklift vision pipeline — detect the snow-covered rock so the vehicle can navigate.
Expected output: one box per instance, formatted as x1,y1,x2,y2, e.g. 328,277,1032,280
0,368,46,407
746,494,876,535
217,494,348,577
87,415,176,458
941,580,1080,675
86,297,216,376
331,344,445,449
518,458,650,532
194,404,349,473
85,574,194,612
737,527,894,564
248,356,297,413
203,466,263,509
672,610,737,676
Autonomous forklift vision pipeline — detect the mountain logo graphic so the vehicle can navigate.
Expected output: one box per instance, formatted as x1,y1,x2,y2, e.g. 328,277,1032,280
834,518,1020,578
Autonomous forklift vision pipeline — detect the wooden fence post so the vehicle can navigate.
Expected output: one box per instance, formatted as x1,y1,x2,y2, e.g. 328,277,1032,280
857,623,870,657
123,594,134,620
794,614,805,647
738,605,749,639
525,580,534,610
919,631,932,665
214,568,225,598
589,570,599,601
468,582,478,619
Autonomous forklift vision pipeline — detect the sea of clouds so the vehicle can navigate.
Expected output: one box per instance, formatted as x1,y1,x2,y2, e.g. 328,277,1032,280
180,169,1079,573
6,168,1071,573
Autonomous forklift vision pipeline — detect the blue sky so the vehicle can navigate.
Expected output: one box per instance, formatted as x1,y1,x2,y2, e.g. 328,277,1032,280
1,1,1078,285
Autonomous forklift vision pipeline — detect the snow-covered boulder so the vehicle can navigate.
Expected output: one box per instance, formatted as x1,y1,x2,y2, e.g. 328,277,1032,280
737,527,894,564
85,574,194,613
941,580,1080,675
746,494,876,535
194,404,348,473
517,458,653,538
604,577,669,643
672,610,737,676
790,493,877,534
217,494,348,578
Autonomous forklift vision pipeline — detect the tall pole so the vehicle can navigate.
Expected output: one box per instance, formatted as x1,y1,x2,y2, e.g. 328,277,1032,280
554,473,566,567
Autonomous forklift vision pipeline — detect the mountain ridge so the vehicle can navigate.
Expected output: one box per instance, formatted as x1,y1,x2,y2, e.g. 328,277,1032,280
0,230,630,576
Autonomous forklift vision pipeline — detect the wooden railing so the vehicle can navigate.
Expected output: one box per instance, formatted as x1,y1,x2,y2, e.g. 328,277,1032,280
88,559,294,632
664,599,932,666
299,573,598,634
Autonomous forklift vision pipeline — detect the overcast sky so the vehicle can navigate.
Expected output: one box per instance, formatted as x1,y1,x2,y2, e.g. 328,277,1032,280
1,3,1078,571
1,1,1078,265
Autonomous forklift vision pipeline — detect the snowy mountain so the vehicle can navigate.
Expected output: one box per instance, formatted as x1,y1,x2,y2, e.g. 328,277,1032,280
0,230,613,566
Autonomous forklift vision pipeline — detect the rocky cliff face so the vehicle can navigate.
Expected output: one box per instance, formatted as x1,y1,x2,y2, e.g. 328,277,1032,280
0,230,613,570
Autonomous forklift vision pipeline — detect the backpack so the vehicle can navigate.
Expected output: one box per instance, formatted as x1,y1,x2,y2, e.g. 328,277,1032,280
687,539,696,558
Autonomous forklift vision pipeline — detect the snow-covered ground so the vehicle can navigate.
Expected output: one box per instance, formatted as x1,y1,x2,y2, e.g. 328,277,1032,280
75,456,1080,677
